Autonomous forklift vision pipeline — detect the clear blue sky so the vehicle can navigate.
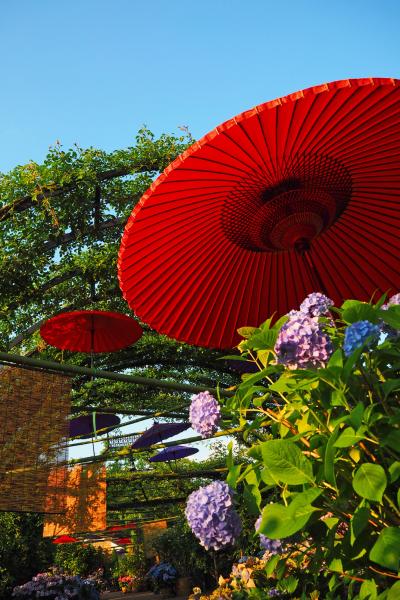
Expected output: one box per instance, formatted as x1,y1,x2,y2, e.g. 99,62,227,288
0,0,398,173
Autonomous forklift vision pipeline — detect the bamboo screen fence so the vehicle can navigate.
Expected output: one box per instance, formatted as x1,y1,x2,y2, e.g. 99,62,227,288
0,365,71,513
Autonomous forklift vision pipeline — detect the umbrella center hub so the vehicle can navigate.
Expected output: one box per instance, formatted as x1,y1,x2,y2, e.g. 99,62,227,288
221,153,352,251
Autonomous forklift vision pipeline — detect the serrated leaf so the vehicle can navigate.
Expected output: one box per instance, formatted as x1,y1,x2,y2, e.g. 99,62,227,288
261,439,314,485
369,527,400,571
353,464,387,502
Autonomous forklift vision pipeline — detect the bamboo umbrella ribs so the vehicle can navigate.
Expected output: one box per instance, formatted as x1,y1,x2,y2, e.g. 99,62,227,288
118,78,400,349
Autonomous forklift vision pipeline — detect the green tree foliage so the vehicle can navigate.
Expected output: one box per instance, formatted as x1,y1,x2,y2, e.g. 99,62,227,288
53,544,110,577
0,512,54,599
0,129,238,416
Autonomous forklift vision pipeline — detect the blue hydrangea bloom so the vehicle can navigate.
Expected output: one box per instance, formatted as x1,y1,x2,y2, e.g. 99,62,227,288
255,516,284,554
185,481,241,551
274,312,333,369
343,320,380,356
146,562,177,584
300,292,334,317
237,556,249,563
189,391,221,438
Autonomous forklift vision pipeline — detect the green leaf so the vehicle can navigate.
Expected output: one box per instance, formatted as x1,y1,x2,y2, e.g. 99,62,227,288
334,426,365,448
243,481,261,515
382,430,400,453
342,300,379,324
328,557,343,572
277,575,298,594
379,305,400,329
324,427,340,488
359,579,377,600
264,554,280,576
327,348,343,368
353,464,387,502
259,488,322,539
261,439,314,485
348,402,365,429
226,464,241,489
388,581,400,600
381,379,400,398
237,326,257,338
369,527,400,571
350,506,370,546
389,461,400,483
260,466,279,486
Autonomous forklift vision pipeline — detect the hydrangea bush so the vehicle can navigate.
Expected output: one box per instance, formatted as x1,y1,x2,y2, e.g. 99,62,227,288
189,293,400,599
12,572,99,599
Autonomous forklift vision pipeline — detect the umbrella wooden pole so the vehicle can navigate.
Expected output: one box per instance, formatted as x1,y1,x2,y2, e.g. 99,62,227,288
0,351,234,397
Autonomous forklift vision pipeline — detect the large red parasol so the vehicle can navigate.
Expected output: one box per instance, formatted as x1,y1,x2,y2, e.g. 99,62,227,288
40,310,143,353
118,78,400,349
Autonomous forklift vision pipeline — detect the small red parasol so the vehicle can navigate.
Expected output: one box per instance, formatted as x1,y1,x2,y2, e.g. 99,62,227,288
52,535,78,544
40,310,142,353
118,78,400,349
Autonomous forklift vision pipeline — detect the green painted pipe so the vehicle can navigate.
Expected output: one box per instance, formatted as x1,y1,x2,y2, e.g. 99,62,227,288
0,351,234,397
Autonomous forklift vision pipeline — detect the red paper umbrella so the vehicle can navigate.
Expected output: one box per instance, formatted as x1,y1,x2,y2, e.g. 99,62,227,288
118,78,400,349
40,310,142,353
52,535,78,544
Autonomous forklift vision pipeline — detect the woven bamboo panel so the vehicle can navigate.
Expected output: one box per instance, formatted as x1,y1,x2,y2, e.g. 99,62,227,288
43,464,106,536
0,366,71,513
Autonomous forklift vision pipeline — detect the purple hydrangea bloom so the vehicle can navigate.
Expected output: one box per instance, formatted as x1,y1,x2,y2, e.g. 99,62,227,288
386,293,400,308
299,292,334,317
255,516,284,554
189,391,221,438
381,293,400,338
268,589,280,597
185,481,242,551
274,312,333,369
343,320,380,356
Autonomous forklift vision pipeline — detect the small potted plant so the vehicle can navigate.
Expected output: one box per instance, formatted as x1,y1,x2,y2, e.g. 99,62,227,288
118,575,136,593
